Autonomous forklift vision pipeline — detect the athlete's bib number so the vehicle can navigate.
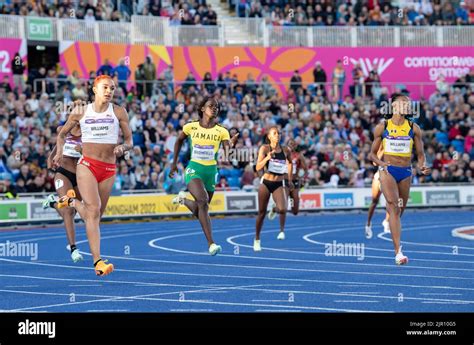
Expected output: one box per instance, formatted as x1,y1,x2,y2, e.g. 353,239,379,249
192,144,215,161
385,139,411,154
268,159,287,174
63,142,81,158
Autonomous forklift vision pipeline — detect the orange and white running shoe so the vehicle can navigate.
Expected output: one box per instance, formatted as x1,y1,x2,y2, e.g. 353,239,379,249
57,189,76,209
94,259,114,276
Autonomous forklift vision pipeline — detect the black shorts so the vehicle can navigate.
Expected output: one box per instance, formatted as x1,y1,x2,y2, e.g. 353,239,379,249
261,179,286,194
55,166,78,188
284,179,300,189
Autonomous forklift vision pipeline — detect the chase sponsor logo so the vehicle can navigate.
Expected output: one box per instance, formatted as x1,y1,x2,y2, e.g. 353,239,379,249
324,193,354,208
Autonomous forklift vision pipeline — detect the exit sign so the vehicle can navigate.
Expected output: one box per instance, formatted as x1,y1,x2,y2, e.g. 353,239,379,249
27,18,53,41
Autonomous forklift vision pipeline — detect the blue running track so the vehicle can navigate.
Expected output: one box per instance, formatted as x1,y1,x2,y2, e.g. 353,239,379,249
0,209,473,312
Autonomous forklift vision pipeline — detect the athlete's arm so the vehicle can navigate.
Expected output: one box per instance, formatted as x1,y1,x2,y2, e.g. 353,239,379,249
413,123,431,175
299,152,308,178
114,106,133,157
47,144,57,170
256,145,273,172
369,122,389,168
169,130,187,178
53,112,81,167
285,147,294,183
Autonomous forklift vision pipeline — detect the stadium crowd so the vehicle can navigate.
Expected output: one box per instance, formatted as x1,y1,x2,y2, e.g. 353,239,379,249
1,1,473,26
0,54,473,196
0,0,218,25
235,0,474,25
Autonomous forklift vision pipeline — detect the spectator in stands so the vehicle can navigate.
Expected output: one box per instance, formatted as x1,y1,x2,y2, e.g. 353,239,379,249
352,62,364,98
143,56,156,97
436,74,450,97
0,76,12,93
290,70,303,93
11,52,26,92
72,82,88,101
97,59,114,76
332,59,346,102
114,58,131,94
313,62,327,94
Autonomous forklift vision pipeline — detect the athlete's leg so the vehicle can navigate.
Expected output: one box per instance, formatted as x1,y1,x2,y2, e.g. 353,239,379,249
367,178,381,227
398,177,411,221
73,164,102,263
290,188,300,215
98,176,115,217
181,190,213,219
272,186,287,234
183,198,198,217
187,178,214,246
54,173,77,247
379,171,402,255
256,183,271,241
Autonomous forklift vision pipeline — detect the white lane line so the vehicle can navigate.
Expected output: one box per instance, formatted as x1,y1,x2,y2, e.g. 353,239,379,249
378,230,474,250
89,243,474,281
334,300,380,303
255,309,302,312
86,310,130,312
2,286,394,313
6,281,473,311
39,226,469,282
419,293,463,296
227,227,474,264
421,301,471,305
302,223,474,257
2,260,474,295
252,299,294,303
338,292,381,295
170,309,214,312
4,285,40,288
5,283,264,312
337,284,374,287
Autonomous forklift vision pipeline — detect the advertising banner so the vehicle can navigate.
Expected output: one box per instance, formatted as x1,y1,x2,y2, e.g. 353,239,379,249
226,194,257,211
57,44,472,100
30,202,61,220
324,193,354,208
0,202,28,221
300,192,322,210
426,190,460,205
0,38,27,82
104,193,225,217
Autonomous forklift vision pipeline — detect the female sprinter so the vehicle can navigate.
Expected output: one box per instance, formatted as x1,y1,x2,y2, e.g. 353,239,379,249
44,117,83,263
254,127,293,252
286,138,307,216
169,96,238,255
53,75,133,276
365,145,390,239
369,93,430,265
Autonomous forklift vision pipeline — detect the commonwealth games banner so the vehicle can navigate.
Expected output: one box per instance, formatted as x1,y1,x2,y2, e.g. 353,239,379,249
57,43,473,100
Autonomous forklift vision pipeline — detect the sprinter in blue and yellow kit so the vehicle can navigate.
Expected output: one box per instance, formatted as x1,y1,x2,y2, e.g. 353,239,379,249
369,93,431,265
